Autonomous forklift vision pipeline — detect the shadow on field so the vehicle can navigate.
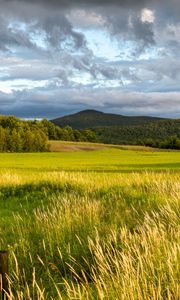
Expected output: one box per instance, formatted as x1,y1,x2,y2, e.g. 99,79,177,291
1,162,179,173
0,181,84,202
0,179,162,216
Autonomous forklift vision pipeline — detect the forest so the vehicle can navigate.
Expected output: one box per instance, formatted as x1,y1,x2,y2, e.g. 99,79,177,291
0,115,180,152
94,119,180,149
0,116,96,152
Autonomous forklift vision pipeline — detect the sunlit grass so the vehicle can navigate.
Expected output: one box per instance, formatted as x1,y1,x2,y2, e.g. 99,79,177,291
0,148,180,172
0,148,180,299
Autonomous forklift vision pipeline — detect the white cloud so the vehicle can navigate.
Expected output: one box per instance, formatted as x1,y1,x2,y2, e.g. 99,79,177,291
0,87,12,94
141,9,155,23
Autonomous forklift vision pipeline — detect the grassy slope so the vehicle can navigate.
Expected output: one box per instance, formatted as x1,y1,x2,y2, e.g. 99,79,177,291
49,140,157,152
0,145,180,299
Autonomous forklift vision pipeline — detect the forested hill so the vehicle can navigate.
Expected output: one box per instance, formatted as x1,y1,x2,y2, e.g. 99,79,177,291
51,110,180,149
51,109,164,129
0,114,179,152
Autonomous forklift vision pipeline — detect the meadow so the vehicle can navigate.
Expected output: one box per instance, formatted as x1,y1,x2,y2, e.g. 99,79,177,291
0,144,180,299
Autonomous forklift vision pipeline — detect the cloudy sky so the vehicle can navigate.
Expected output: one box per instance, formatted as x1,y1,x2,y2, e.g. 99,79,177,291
0,0,180,118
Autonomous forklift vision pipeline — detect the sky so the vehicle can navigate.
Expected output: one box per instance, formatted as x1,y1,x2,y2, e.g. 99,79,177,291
0,0,180,119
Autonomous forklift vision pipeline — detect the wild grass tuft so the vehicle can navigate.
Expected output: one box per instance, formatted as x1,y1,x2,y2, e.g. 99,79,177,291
1,170,180,299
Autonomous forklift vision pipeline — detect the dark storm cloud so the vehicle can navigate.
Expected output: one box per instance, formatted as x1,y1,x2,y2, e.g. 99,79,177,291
131,16,155,47
0,17,38,52
1,0,154,49
0,1,87,53
2,0,180,14
34,14,86,50
1,0,178,54
0,87,180,119
0,0,180,118
1,0,146,9
102,10,155,53
21,0,180,11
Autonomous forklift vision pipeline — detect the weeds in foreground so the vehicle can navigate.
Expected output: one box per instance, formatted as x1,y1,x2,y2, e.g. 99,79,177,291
0,172,180,299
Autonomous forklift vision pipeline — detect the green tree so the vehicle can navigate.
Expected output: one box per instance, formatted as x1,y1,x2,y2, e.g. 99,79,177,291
23,130,34,152
82,129,97,142
10,129,23,152
0,126,6,152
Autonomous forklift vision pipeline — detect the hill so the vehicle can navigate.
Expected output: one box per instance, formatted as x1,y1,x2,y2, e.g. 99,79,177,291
51,109,164,129
51,110,180,148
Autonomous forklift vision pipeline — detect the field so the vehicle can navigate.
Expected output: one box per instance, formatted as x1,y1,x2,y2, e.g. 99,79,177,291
0,143,180,299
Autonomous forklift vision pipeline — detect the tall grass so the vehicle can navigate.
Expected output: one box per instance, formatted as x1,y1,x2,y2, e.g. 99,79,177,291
0,171,180,299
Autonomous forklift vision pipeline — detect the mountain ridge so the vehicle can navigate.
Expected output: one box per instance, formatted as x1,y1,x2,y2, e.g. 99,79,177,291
51,109,166,129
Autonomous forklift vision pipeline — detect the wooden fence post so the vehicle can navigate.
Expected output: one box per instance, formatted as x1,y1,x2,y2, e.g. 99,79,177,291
0,251,9,300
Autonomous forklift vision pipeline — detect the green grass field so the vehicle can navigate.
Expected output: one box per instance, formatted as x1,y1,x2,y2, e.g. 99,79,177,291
0,147,180,172
0,144,180,299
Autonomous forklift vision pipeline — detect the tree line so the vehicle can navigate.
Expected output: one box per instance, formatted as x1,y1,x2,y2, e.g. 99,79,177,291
0,116,97,152
94,119,180,150
0,115,179,152
142,136,180,150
